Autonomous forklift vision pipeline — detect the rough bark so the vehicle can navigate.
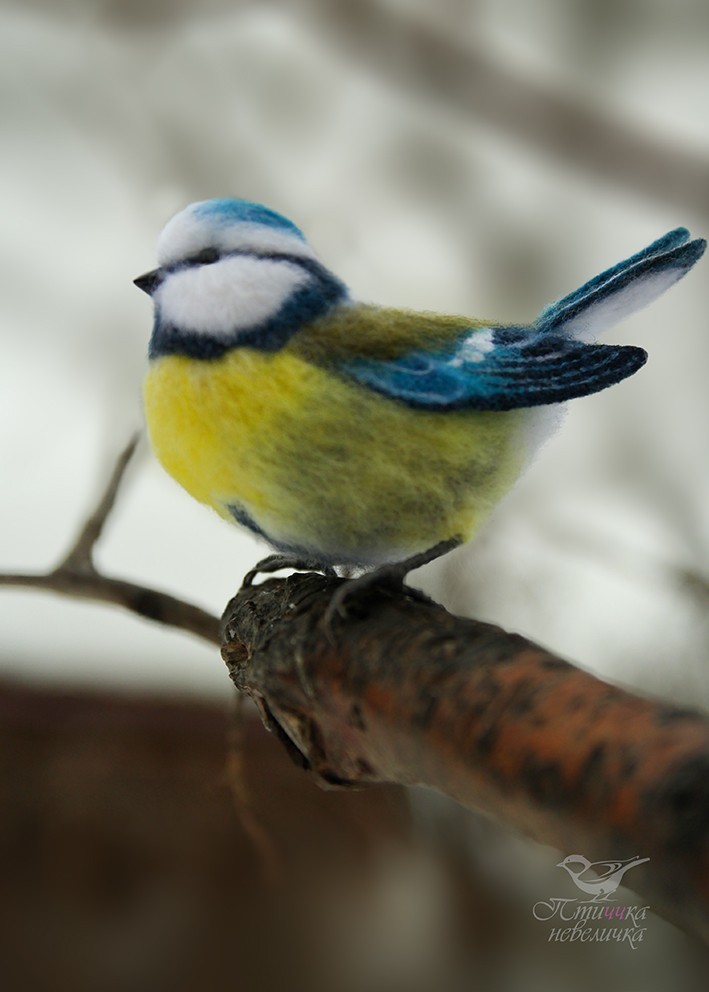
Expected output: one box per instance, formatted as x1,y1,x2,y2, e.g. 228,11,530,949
222,571,709,943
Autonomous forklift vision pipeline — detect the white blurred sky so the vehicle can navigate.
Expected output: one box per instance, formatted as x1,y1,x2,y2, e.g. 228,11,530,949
0,0,707,702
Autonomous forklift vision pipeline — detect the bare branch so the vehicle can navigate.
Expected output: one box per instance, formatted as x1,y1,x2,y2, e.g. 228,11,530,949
0,570,220,644
226,699,285,886
0,435,220,646
60,433,140,572
223,572,709,943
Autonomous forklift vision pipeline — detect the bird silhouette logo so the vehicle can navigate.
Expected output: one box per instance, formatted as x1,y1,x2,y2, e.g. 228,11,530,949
556,855,650,901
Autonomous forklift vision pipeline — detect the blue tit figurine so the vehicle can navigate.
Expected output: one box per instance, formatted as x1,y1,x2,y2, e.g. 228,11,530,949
135,199,705,600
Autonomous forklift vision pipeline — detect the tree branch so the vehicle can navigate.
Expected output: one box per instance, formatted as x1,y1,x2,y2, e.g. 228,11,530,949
0,436,220,646
59,434,140,572
222,572,709,943
0,569,219,644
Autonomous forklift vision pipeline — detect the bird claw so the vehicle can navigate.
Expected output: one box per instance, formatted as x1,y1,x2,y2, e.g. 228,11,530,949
244,538,460,641
321,537,461,633
243,553,336,587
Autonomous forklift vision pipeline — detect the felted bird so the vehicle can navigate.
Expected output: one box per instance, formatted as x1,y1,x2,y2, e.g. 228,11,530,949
135,198,705,605
556,854,650,900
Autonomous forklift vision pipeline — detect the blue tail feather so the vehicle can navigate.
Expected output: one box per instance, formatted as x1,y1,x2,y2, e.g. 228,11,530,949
537,230,705,338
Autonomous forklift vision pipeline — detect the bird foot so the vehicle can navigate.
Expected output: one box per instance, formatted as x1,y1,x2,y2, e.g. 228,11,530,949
243,553,337,587
323,537,461,630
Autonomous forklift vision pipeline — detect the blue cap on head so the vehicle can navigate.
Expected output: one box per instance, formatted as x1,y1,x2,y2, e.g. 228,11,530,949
156,197,314,267
194,199,305,240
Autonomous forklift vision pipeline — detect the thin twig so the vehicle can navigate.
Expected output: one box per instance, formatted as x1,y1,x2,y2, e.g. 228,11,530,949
226,696,284,886
0,570,220,644
0,435,221,646
60,434,140,572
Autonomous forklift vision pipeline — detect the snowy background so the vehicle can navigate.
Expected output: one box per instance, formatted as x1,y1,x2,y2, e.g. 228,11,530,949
1,0,707,702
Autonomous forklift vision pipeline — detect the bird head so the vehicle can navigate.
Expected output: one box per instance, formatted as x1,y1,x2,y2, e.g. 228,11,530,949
556,854,590,875
133,198,318,297
135,199,345,360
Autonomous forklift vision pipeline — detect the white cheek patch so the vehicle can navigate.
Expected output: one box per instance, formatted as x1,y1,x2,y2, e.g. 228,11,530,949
449,327,495,366
561,267,685,341
157,256,311,335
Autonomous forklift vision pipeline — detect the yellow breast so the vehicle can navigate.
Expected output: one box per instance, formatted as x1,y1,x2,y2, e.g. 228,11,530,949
144,347,525,562
144,348,305,512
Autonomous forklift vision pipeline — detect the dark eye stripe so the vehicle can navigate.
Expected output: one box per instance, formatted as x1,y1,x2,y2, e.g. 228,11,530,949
186,247,221,266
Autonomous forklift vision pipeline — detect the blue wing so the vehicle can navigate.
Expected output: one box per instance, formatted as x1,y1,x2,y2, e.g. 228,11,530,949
340,326,647,411
340,227,705,411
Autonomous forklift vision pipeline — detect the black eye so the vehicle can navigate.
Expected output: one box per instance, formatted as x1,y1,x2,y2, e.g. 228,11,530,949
190,247,220,265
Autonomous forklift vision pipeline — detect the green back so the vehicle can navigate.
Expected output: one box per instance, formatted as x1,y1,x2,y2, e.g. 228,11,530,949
289,303,491,366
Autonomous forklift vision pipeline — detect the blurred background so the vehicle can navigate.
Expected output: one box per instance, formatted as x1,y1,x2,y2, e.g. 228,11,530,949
0,1,707,990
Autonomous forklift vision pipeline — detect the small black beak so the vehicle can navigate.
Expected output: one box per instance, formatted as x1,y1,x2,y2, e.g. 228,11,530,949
133,268,162,296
